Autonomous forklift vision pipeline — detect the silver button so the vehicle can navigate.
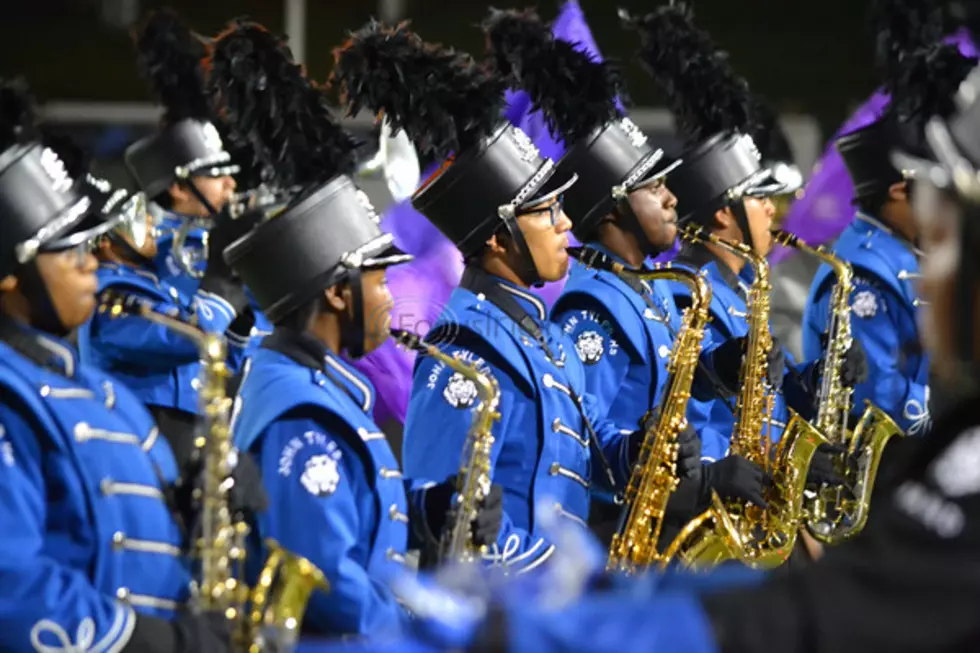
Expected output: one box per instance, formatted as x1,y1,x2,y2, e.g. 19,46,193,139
542,374,554,389
190,378,202,391
112,531,125,550
74,423,90,442
100,478,113,495
552,417,561,432
643,308,656,320
477,293,486,301
39,385,50,397
169,287,179,299
116,587,130,601
658,345,671,358
549,462,560,474
103,381,116,409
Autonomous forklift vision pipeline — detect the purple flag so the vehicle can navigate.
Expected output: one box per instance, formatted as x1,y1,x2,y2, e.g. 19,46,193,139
771,29,978,263
350,1,612,427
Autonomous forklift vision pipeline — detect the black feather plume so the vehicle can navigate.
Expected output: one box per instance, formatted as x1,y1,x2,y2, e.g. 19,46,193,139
133,9,212,126
331,20,506,160
871,0,944,82
207,20,359,190
482,7,626,143
623,3,757,147
0,77,38,152
890,43,977,131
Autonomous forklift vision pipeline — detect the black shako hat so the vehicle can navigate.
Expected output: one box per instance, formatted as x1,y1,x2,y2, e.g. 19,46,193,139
0,79,121,279
332,20,577,259
623,3,793,228
214,21,410,325
838,0,976,203
482,7,680,242
125,9,239,201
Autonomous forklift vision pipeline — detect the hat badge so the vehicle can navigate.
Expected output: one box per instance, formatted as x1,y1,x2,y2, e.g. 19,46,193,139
39,148,73,193
620,117,648,148
201,121,224,153
510,127,540,164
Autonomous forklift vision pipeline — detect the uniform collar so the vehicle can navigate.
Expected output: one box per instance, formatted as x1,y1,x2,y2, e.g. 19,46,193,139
676,242,743,293
585,241,657,295
488,274,547,323
855,212,925,258
262,327,375,415
0,316,79,378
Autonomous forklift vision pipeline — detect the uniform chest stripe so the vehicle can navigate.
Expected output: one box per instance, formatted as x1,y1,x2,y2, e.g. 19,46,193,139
111,532,181,557
385,548,407,566
40,386,95,400
100,480,164,500
75,423,141,446
117,590,181,612
549,463,590,489
388,504,409,523
141,428,160,452
542,373,572,397
378,467,403,480
552,502,588,528
552,418,587,447
727,306,747,318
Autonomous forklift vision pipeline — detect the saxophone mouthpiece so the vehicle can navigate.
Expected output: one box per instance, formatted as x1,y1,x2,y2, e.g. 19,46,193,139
770,228,799,248
389,327,421,351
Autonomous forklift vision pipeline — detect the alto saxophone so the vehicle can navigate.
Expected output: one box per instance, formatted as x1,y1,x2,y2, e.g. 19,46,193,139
661,225,828,570
390,327,501,564
568,247,713,574
98,290,327,653
771,230,904,543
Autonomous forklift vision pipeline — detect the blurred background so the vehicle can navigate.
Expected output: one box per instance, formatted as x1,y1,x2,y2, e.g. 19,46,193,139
0,0,909,212
4,0,978,367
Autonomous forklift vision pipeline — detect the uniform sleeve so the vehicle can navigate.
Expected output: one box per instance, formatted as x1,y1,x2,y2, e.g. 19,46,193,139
403,343,556,574
553,304,633,431
684,309,737,462
702,425,980,653
0,401,137,653
841,279,928,434
90,286,237,369
254,414,411,638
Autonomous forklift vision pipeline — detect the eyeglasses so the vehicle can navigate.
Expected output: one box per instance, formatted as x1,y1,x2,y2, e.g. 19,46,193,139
51,240,98,268
518,195,565,226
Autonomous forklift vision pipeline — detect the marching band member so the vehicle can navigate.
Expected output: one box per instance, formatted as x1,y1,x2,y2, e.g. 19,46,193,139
482,7,770,542
468,47,980,653
0,79,229,653
125,10,241,299
623,5,867,490
333,22,670,573
95,11,255,464
218,22,502,638
801,0,969,437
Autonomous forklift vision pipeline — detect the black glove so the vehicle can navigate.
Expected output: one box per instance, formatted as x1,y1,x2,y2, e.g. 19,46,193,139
817,334,870,388
628,417,702,480
125,611,231,653
701,455,770,508
806,443,847,488
709,336,785,395
415,476,503,548
175,449,269,541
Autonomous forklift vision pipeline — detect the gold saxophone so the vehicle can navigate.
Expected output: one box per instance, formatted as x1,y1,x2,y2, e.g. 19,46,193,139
568,247,713,574
390,327,501,564
661,225,828,570
98,290,327,653
771,230,904,543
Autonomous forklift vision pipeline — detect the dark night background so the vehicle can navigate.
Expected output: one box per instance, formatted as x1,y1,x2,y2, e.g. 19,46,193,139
0,0,899,131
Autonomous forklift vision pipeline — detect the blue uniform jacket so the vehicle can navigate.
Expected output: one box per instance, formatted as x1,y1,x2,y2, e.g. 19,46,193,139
231,329,414,638
0,322,190,653
670,246,816,461
155,212,273,354
78,261,247,415
153,213,206,298
551,244,725,444
403,272,635,574
802,214,930,435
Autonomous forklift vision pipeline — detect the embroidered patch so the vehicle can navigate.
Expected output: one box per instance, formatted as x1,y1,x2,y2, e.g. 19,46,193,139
851,290,878,318
574,330,604,365
300,454,341,497
443,372,478,409
929,426,980,497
